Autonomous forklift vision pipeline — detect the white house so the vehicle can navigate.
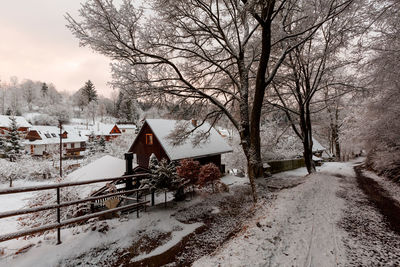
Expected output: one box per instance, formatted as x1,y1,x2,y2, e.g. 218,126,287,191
23,126,87,157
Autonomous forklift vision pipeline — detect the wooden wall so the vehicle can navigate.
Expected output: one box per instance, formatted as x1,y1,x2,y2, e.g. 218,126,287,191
129,123,170,168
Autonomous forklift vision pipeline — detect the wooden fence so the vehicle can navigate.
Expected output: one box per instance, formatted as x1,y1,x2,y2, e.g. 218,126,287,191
0,173,149,244
266,158,306,174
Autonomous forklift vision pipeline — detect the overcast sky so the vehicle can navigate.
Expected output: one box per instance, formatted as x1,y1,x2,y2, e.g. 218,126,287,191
0,1,114,98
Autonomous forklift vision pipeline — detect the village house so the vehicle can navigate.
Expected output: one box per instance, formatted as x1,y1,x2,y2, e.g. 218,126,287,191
129,119,233,171
66,123,122,142
117,124,137,135
23,126,87,157
0,115,31,136
90,123,121,141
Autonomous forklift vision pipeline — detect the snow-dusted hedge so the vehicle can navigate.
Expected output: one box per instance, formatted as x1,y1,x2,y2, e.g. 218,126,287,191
0,157,59,183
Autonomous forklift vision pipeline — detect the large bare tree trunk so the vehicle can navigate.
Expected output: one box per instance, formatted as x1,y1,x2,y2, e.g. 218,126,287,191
300,103,316,173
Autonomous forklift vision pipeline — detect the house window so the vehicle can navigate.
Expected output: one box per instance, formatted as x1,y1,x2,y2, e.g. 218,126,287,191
71,143,75,149
146,134,153,145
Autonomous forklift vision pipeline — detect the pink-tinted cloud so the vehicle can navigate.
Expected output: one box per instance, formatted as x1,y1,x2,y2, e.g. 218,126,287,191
0,1,115,97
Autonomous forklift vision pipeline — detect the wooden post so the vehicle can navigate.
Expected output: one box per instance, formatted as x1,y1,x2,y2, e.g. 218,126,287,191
164,190,167,208
56,188,61,244
151,190,155,206
136,190,139,218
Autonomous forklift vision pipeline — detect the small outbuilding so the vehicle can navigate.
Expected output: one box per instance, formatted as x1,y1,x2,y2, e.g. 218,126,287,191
129,119,232,170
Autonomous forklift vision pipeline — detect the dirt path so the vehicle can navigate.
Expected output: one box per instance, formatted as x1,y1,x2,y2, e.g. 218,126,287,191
194,165,349,267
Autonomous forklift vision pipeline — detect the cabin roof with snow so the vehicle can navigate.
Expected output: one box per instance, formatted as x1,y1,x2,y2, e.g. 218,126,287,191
129,119,232,167
0,115,31,128
23,125,87,145
64,123,122,137
90,123,121,136
117,124,137,130
312,137,326,153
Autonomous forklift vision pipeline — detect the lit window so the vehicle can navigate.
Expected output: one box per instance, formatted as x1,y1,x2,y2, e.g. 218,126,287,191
146,134,153,145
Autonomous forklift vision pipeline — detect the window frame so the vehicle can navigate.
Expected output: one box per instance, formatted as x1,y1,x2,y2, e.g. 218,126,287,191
145,134,153,145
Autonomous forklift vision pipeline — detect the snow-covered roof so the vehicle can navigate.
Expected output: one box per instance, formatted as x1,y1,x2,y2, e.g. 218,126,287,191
63,123,121,136
117,124,137,129
322,150,333,159
90,123,120,136
312,137,326,152
141,119,233,161
23,125,87,145
66,155,130,196
0,115,31,128
312,155,323,161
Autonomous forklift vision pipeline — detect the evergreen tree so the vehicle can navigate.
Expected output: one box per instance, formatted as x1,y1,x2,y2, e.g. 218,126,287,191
142,153,159,189
81,80,98,103
5,108,11,115
98,136,106,152
0,134,5,154
152,159,181,191
86,132,97,155
41,83,48,97
6,116,22,159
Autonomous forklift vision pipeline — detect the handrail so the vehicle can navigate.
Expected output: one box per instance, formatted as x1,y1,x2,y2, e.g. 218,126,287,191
0,173,147,195
0,200,150,243
0,187,149,219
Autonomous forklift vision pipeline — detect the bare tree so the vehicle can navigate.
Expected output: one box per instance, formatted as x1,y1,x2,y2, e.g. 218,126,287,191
267,2,360,172
361,0,400,180
67,0,353,201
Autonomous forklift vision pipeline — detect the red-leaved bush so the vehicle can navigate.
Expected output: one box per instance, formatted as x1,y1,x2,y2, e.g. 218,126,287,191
176,158,201,184
198,163,221,191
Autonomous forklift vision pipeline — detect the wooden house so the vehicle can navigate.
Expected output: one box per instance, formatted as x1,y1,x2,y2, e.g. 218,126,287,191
129,119,232,170
23,126,87,157
0,115,31,136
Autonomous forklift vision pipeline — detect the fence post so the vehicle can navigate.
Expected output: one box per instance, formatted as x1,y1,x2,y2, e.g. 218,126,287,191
136,190,139,218
56,188,61,245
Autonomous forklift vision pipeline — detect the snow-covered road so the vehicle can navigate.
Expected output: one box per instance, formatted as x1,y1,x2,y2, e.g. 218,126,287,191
194,162,354,267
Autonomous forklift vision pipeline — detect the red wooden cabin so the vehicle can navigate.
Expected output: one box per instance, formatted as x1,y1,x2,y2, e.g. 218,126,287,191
129,119,232,170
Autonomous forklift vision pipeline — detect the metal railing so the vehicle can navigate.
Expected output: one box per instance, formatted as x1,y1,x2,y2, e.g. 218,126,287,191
0,173,149,244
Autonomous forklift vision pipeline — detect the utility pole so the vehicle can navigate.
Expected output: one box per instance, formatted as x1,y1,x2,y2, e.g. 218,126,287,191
59,120,63,177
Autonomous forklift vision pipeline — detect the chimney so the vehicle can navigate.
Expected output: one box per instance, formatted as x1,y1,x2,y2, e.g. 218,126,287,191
124,152,134,175
191,119,197,127
124,152,134,190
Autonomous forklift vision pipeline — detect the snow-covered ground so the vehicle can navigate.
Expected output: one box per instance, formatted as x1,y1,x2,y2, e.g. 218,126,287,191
193,161,354,267
0,180,55,256
2,160,399,266
0,155,127,258
1,208,202,267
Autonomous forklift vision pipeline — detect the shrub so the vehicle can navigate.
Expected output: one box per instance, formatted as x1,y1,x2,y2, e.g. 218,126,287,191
176,158,201,185
198,163,221,192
